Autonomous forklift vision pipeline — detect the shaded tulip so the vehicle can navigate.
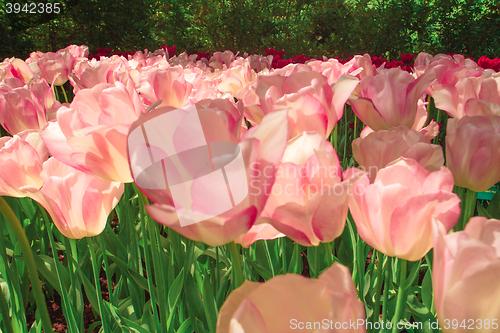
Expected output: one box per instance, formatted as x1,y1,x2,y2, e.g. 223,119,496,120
352,126,444,182
258,131,350,246
217,262,366,333
22,157,123,239
349,68,435,131
0,76,60,135
209,50,235,70
0,134,45,197
41,79,146,183
433,217,500,333
345,158,460,261
432,76,500,118
445,114,500,192
130,106,289,246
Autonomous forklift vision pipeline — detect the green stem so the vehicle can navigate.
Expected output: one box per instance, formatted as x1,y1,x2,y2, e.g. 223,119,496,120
40,207,79,333
135,186,161,332
391,259,407,333
323,242,334,267
99,234,115,305
54,85,60,102
356,238,365,300
381,256,391,326
372,252,385,328
60,85,69,104
281,238,288,273
333,125,338,151
0,197,54,333
87,237,110,333
215,246,220,293
0,276,14,333
425,253,436,316
227,242,244,290
353,112,358,139
462,189,477,230
453,186,466,231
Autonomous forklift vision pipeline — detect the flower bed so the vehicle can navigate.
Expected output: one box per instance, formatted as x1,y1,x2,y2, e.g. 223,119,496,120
0,45,499,333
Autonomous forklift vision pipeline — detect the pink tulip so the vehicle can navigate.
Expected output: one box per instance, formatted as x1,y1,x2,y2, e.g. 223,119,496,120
209,50,235,70
307,54,376,87
137,67,193,108
218,61,257,96
40,79,146,183
240,70,359,138
433,217,500,332
0,76,60,135
349,68,435,131
31,49,74,86
0,134,45,197
258,131,350,246
70,59,134,93
353,126,444,182
432,76,500,118
130,106,289,246
445,114,500,192
0,57,34,83
217,262,366,333
234,223,285,247
22,157,123,239
345,158,460,261
413,53,479,79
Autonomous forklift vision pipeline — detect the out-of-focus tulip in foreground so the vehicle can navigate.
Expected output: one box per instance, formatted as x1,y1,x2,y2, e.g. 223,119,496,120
433,217,500,333
129,105,289,246
217,262,366,333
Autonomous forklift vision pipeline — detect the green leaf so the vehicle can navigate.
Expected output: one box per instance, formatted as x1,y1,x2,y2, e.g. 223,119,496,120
243,254,273,281
405,294,438,333
185,273,207,327
176,319,194,333
168,268,185,313
202,273,218,333
421,269,433,312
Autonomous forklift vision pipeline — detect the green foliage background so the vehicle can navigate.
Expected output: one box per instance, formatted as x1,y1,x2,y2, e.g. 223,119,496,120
1,0,499,60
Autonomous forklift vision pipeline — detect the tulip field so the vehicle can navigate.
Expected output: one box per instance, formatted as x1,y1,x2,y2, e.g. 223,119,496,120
0,45,500,333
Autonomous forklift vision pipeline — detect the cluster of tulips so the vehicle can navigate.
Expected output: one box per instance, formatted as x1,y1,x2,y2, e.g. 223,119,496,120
0,44,499,333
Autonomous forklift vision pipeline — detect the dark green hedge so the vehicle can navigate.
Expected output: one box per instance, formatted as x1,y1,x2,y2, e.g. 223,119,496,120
1,0,499,60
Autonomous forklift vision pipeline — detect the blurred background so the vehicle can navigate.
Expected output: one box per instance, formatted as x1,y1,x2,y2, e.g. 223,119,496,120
1,0,499,60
